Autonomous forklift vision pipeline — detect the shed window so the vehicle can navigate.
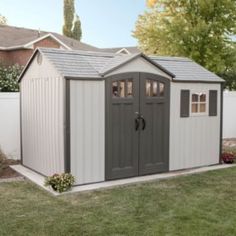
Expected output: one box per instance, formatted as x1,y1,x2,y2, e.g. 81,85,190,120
146,80,165,97
112,80,133,98
191,92,207,114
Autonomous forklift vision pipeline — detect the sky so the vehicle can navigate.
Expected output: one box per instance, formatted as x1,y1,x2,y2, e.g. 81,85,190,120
0,0,147,48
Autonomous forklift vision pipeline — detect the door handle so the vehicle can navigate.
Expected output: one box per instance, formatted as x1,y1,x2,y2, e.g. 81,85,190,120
140,116,146,130
135,117,140,131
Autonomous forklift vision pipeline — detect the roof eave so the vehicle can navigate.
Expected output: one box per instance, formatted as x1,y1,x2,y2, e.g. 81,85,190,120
172,79,225,83
0,45,33,51
64,76,103,80
1,33,72,51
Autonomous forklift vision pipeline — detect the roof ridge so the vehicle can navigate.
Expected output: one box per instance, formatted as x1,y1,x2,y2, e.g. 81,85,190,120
150,56,192,62
39,47,116,57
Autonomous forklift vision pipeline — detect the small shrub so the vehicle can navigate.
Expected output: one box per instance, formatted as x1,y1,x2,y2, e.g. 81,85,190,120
45,173,75,193
221,152,235,164
0,64,23,92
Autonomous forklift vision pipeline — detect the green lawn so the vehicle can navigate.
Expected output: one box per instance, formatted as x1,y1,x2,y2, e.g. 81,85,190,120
1,167,236,236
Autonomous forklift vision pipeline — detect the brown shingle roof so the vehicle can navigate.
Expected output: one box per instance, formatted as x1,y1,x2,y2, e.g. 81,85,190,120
0,25,99,51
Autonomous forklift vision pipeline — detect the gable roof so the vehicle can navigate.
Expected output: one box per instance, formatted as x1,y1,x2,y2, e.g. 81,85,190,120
0,25,99,51
151,56,224,83
19,48,224,83
19,48,174,81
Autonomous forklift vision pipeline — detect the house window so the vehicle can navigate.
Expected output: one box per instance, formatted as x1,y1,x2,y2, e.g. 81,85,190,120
191,92,207,114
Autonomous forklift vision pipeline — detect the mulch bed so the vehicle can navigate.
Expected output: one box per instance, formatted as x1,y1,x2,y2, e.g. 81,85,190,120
0,150,20,179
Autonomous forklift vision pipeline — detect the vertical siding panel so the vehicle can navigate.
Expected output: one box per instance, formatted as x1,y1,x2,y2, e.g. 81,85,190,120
70,80,105,185
169,83,221,171
21,55,64,176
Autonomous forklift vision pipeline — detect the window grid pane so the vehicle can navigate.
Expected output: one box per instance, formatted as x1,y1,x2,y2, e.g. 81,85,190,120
200,94,206,102
112,81,119,97
119,80,125,98
192,94,199,102
191,103,198,113
153,81,158,97
200,104,206,112
127,80,133,97
146,80,152,97
159,83,165,96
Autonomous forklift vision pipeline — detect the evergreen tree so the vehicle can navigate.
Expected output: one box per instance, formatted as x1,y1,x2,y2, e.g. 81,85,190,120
63,0,74,38
63,0,82,41
72,15,82,41
0,14,7,25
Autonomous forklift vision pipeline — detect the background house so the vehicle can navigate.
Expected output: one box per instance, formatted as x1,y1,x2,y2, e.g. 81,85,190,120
0,25,100,66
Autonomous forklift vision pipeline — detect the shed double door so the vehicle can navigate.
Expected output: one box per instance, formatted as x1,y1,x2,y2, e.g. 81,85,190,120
106,72,170,180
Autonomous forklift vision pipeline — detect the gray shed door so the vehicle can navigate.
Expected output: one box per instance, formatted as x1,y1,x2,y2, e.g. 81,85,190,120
106,72,170,180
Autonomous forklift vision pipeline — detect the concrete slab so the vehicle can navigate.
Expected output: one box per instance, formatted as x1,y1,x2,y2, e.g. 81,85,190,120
11,164,236,196
10,165,59,196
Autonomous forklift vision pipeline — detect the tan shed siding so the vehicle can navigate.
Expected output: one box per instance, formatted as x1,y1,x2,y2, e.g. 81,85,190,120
21,54,64,176
70,80,105,185
169,83,221,170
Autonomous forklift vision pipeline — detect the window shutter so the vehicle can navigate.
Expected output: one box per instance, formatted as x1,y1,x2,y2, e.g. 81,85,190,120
180,90,190,117
209,90,217,116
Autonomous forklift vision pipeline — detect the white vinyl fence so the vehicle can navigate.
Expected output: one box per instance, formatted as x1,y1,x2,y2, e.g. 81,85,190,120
223,91,236,138
0,93,20,160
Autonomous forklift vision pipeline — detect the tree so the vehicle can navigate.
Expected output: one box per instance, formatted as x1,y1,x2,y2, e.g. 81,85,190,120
72,15,82,41
133,0,236,75
63,0,74,38
218,46,236,90
63,0,82,41
0,14,7,25
147,0,157,8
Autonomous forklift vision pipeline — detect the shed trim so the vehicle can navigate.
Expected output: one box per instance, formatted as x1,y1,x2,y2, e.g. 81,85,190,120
19,83,23,165
172,80,225,84
64,79,71,173
65,76,103,81
219,84,224,163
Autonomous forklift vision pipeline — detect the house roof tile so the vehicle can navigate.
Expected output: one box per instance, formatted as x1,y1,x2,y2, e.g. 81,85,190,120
0,25,99,51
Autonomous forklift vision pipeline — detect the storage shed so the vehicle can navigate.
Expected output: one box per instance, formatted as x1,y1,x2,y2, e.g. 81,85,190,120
19,48,224,185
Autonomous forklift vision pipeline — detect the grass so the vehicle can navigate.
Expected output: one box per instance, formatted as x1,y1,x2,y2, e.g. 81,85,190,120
1,167,236,236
